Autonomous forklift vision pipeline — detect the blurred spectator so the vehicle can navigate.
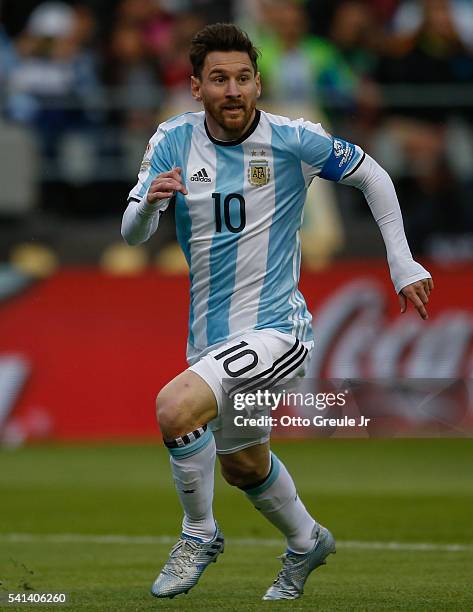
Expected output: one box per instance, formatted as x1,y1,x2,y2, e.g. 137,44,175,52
106,1,204,127
72,4,98,51
256,0,357,120
158,12,203,92
375,0,473,255
366,0,399,24
330,1,380,79
5,2,101,162
394,119,473,255
157,12,205,114
0,12,16,94
378,0,473,122
305,0,345,38
329,1,383,135
116,0,175,56
109,0,203,123
392,0,473,50
105,20,161,131
106,0,176,130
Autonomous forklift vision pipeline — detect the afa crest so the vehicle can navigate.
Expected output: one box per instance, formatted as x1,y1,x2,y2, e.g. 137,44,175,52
248,159,270,187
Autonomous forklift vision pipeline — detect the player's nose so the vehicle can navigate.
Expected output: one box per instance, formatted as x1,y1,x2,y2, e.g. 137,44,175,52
225,78,241,97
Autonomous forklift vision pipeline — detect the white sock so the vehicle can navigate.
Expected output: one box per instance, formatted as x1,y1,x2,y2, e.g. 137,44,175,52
167,427,216,542
243,452,317,554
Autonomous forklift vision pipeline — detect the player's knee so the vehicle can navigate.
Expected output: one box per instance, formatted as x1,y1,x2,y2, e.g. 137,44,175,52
220,456,269,488
156,386,194,441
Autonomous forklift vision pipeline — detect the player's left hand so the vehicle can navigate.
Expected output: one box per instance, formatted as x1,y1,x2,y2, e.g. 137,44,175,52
399,277,434,320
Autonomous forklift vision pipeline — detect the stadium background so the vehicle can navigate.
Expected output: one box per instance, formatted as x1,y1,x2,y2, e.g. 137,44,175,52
0,1,472,610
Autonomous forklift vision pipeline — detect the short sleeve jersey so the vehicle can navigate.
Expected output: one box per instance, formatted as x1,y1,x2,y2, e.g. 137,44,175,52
128,110,364,362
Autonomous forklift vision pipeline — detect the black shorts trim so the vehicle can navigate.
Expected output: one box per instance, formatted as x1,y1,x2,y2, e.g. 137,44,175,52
228,340,308,398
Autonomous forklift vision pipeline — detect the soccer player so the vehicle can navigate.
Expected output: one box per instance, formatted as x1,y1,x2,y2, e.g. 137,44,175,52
121,23,433,601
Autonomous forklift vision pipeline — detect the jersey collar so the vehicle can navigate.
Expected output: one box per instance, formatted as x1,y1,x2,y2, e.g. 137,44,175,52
204,109,261,146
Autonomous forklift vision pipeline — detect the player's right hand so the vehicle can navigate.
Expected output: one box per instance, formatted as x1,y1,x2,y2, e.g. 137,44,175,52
147,167,188,203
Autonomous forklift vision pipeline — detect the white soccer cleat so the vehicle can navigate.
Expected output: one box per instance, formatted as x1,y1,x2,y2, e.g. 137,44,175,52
151,526,224,599
262,524,336,601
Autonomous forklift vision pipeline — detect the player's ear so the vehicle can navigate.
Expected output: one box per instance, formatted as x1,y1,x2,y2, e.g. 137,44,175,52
191,76,202,101
255,72,261,99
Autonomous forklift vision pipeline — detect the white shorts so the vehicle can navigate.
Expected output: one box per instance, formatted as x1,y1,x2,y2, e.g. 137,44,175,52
189,329,314,454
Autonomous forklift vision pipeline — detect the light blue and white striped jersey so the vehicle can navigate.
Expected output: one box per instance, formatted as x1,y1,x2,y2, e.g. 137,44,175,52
128,110,364,362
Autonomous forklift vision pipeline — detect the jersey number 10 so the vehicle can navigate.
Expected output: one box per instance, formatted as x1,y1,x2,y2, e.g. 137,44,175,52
213,192,246,233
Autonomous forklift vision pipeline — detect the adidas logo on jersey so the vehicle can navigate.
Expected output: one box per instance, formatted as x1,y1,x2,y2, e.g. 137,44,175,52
190,168,212,182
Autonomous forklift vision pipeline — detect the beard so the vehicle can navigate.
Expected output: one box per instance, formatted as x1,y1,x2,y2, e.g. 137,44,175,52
206,99,256,138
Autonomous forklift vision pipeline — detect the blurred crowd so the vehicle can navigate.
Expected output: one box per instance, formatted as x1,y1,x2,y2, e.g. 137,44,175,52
1,0,473,267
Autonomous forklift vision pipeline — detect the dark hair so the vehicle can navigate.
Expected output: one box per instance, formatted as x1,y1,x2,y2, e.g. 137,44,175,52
189,23,260,78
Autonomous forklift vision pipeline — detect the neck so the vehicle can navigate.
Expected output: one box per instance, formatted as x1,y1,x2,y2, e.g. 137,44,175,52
205,108,256,142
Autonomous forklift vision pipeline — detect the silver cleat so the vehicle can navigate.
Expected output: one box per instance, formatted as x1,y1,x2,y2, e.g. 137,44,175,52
151,527,224,599
263,524,335,601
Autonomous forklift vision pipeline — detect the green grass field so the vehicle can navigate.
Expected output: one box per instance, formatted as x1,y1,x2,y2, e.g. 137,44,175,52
1,439,472,611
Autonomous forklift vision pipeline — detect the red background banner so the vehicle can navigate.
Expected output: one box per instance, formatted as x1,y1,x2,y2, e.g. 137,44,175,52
0,262,472,442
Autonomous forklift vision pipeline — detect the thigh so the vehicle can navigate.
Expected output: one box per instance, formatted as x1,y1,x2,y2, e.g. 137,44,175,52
190,329,313,454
